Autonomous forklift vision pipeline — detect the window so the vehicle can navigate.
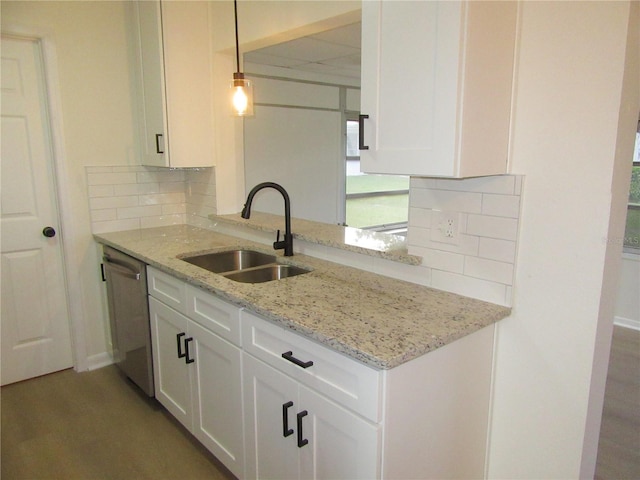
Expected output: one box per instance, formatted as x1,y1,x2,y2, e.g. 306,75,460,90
344,118,409,233
624,129,640,252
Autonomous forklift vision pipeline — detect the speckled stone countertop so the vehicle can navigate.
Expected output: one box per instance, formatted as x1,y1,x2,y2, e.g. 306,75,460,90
213,212,422,266
95,225,510,370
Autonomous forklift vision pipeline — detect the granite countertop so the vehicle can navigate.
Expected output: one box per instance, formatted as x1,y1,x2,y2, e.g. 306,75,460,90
95,225,511,370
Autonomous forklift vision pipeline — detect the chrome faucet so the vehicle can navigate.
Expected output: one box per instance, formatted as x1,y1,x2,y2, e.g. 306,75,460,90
241,182,294,256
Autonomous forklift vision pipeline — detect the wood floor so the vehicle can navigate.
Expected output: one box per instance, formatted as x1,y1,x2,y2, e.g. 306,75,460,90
1,365,235,480
1,326,638,479
595,325,640,480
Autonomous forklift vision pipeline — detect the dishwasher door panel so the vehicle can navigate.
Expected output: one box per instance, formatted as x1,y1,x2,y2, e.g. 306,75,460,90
103,246,154,396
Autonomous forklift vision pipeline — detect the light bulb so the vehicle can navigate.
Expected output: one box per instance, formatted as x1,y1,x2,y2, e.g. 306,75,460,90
232,86,249,115
230,73,254,116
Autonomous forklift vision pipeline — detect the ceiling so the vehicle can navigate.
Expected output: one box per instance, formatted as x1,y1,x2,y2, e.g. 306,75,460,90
243,22,361,80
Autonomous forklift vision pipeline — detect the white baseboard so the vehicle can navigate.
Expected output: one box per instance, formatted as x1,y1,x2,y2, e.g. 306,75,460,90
85,352,114,371
614,316,640,331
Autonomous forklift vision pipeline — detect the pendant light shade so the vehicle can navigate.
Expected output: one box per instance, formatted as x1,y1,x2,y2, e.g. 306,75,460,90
231,0,254,116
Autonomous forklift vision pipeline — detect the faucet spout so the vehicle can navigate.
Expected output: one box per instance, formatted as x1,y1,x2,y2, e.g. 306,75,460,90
241,182,294,256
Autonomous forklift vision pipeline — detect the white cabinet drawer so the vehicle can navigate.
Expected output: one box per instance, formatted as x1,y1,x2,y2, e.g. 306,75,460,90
147,266,187,314
186,285,242,347
241,311,382,422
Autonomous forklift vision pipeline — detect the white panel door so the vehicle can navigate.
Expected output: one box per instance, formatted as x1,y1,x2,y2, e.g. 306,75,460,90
0,36,73,385
149,297,192,429
190,320,245,479
243,354,299,480
299,385,380,480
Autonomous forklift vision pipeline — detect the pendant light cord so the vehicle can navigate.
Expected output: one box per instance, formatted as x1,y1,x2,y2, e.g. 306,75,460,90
234,0,240,73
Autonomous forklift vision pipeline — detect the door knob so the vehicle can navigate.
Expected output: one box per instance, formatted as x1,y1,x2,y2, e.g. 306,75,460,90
42,226,56,238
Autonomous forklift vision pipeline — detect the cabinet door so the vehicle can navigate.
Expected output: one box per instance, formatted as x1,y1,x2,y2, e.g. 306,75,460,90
298,386,380,480
133,0,214,168
360,0,460,177
360,1,516,178
244,354,299,480
149,296,192,429
134,0,168,167
190,321,244,479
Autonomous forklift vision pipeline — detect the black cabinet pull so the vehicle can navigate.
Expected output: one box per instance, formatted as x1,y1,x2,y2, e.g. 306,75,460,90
358,114,369,150
282,351,314,369
297,410,308,448
185,337,195,364
282,401,294,437
155,133,164,154
177,332,186,358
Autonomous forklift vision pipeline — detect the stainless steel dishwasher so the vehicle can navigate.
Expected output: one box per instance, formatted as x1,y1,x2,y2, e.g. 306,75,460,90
102,246,154,396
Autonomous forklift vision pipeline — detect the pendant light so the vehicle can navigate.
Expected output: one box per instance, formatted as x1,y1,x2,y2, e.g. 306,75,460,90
231,0,254,116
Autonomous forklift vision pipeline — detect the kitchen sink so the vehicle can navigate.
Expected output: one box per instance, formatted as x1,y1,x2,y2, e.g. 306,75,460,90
182,249,276,273
180,249,310,283
223,264,310,283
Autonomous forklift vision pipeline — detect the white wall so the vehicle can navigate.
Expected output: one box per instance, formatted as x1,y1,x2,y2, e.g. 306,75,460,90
1,1,138,369
487,2,639,478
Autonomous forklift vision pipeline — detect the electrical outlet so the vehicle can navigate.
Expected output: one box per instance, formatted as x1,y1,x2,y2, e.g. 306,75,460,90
430,211,460,245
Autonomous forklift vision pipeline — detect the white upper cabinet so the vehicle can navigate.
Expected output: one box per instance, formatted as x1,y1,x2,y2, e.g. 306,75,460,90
133,0,214,168
360,1,517,178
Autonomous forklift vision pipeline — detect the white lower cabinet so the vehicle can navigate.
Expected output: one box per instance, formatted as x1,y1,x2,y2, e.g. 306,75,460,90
243,354,380,480
146,266,496,480
148,268,244,479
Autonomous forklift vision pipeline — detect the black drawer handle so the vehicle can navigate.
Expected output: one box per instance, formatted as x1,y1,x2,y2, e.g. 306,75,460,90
282,401,294,437
177,332,186,359
358,114,369,150
297,410,308,448
185,337,195,364
282,351,314,369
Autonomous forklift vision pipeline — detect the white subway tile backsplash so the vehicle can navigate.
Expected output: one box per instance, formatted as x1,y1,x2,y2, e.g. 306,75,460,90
87,172,138,186
87,165,207,235
464,256,514,284
89,195,138,210
411,188,483,213
408,207,431,228
478,237,517,263
466,214,518,241
162,203,187,215
406,175,523,306
137,170,185,184
92,218,140,234
481,194,520,218
161,182,188,193
408,226,480,256
91,208,117,222
140,214,186,229
434,175,516,194
117,205,163,220
113,182,162,196
431,270,508,305
88,185,114,198
419,248,465,274
139,192,186,206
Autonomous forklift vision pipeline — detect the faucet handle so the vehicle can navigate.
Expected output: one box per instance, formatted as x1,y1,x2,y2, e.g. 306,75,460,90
273,229,286,250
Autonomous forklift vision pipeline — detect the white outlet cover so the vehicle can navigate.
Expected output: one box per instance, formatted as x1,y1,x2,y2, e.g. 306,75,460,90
430,211,460,245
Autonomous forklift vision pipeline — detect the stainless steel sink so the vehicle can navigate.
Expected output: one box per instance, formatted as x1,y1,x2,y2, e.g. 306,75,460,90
223,264,310,283
180,249,310,283
182,250,276,273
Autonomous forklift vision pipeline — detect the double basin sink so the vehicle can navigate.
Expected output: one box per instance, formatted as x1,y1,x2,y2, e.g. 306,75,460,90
181,249,310,284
